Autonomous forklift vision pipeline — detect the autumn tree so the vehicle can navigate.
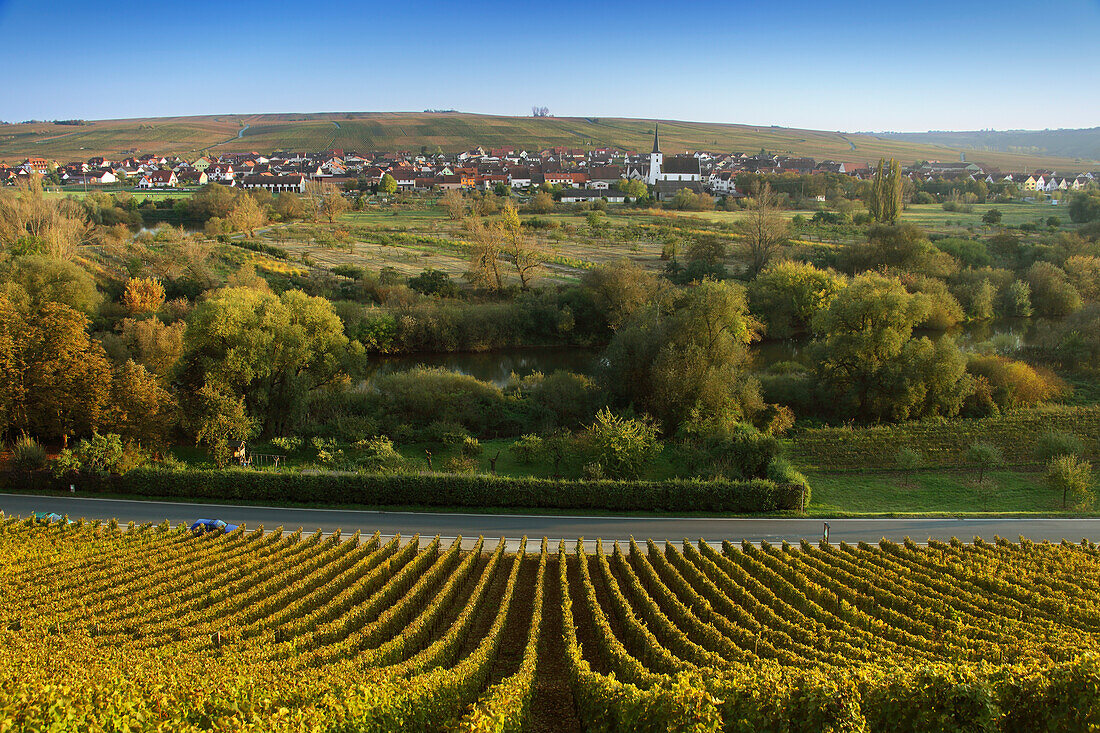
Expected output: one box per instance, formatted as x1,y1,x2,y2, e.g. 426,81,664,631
465,217,504,290
738,182,788,275
616,178,649,200
575,259,665,336
748,260,845,339
869,158,904,223
499,200,545,289
441,189,466,220
121,277,165,315
0,255,102,315
528,191,555,214
1046,454,1094,509
188,184,237,220
190,383,254,467
303,181,348,223
0,294,111,443
0,176,90,259
103,360,178,447
273,192,306,221
228,193,267,237
102,317,185,380
145,227,215,287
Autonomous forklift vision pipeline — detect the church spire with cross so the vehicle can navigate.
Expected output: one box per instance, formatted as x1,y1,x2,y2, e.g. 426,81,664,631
647,122,663,185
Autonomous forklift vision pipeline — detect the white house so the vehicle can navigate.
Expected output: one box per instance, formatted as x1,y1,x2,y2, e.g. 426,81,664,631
238,174,307,194
138,170,178,188
708,170,737,194
559,189,628,204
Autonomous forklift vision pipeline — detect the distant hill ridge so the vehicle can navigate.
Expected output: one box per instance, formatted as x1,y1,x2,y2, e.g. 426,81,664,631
878,127,1100,165
0,112,1096,170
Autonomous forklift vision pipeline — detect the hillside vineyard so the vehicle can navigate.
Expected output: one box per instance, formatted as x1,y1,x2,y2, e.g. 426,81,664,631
3,521,1100,730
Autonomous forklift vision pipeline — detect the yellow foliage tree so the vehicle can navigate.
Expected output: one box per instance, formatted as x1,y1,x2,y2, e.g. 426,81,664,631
122,277,165,315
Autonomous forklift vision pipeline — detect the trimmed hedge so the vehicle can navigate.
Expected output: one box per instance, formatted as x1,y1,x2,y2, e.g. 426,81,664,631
1,469,804,514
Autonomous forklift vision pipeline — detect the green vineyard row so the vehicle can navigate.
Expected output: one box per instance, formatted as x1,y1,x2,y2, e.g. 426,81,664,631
1,519,1099,731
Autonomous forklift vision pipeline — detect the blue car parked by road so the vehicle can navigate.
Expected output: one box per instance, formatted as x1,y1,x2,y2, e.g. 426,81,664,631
33,512,74,525
189,518,239,534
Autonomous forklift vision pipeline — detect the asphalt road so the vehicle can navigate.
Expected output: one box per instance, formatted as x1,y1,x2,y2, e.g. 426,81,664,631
5,493,1100,548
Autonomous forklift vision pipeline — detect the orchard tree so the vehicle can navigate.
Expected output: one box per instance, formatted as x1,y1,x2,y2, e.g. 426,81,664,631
738,182,787,275
967,442,1003,484
1046,454,1094,509
500,200,545,289
982,208,1003,225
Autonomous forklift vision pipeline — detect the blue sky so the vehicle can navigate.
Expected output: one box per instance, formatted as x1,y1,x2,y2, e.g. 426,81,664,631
1,0,1097,132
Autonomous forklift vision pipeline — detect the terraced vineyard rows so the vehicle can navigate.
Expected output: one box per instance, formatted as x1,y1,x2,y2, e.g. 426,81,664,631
2,519,1100,730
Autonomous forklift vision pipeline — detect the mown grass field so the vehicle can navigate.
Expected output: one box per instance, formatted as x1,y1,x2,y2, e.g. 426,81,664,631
2,112,1093,170
807,469,1069,515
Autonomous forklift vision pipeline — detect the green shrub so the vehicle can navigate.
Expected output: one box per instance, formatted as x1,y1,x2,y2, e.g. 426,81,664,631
65,433,125,476
353,436,407,474
460,436,483,457
581,408,661,479
1034,431,1085,463
766,458,810,509
685,422,782,480
270,436,303,453
444,455,479,474
509,434,544,464
10,436,47,472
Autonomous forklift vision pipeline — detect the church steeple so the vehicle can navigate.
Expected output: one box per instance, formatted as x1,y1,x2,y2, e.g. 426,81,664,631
647,122,663,185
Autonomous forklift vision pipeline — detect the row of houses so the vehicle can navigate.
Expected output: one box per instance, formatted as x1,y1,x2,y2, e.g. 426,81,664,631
3,132,1098,199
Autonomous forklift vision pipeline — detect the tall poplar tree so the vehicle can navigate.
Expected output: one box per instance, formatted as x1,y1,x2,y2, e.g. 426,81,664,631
869,158,904,224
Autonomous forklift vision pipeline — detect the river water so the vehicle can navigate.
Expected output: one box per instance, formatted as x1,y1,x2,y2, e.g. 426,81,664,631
362,319,1053,387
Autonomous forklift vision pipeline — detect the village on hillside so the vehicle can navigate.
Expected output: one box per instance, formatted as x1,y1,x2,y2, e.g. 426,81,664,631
4,124,1097,201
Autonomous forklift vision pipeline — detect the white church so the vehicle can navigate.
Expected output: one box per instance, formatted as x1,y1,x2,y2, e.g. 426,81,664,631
627,124,704,199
